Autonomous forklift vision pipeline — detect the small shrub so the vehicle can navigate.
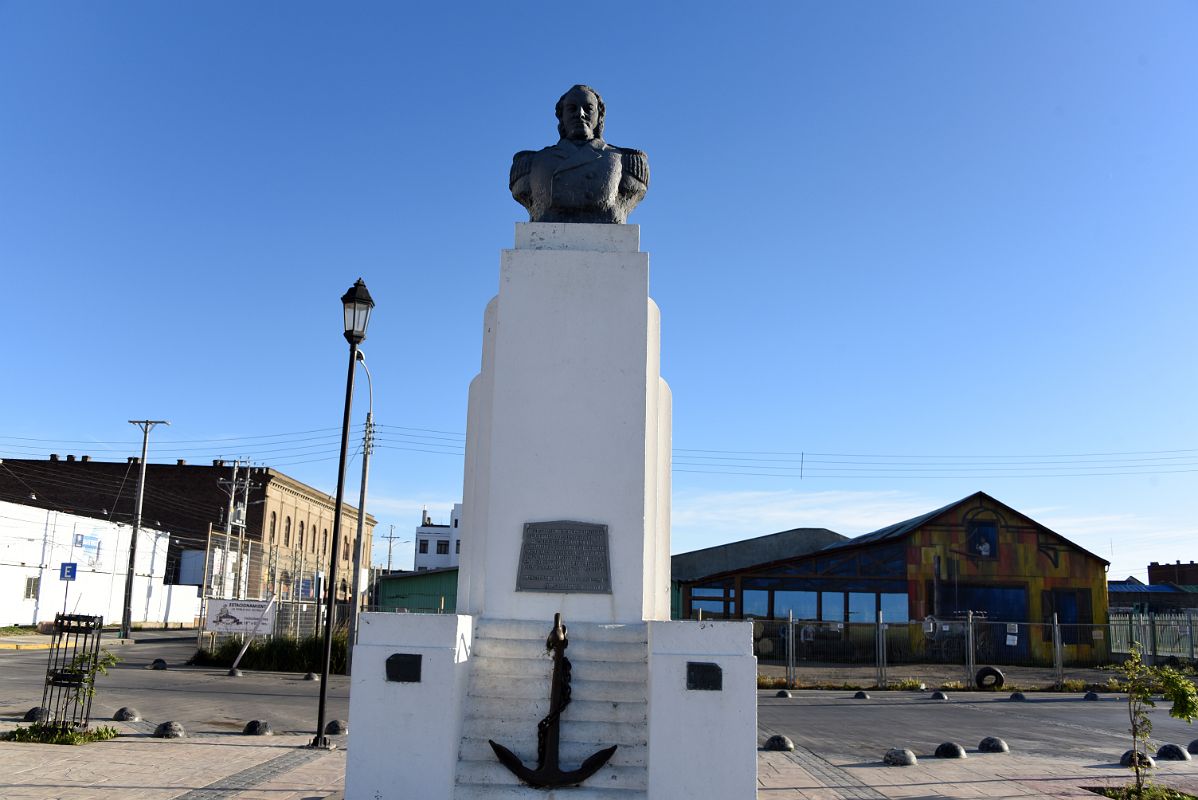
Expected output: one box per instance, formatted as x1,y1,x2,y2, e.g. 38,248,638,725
939,680,965,691
1,723,119,745
1120,646,1198,796
191,633,347,674
1060,678,1087,692
888,678,925,691
757,674,787,689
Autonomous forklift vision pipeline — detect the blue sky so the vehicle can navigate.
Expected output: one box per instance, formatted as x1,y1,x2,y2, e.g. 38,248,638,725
1,2,1194,580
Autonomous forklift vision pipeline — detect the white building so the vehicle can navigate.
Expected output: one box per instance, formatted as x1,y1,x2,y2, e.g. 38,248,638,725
0,499,200,627
413,504,462,571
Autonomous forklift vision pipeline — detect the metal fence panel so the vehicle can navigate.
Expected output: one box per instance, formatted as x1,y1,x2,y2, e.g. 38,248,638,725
750,613,1187,691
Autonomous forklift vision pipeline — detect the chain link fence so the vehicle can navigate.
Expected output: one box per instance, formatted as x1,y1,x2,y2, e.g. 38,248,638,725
194,524,364,652
754,610,1196,691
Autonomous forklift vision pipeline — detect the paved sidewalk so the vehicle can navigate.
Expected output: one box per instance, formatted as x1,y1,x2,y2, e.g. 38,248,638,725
5,682,1198,798
0,724,345,800
758,746,1198,799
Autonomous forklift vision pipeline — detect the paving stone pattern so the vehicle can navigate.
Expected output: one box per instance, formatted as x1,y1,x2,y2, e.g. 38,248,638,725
170,748,326,800
760,724,886,800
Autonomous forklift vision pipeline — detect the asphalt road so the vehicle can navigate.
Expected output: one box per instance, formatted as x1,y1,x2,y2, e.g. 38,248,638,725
5,633,1193,768
758,689,1198,764
0,630,348,737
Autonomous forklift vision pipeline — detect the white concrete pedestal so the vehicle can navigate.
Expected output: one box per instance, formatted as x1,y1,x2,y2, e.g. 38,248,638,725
458,223,671,624
345,225,756,800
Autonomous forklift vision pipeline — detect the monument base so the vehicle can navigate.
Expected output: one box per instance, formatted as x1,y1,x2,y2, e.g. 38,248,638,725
345,613,757,799
345,222,755,798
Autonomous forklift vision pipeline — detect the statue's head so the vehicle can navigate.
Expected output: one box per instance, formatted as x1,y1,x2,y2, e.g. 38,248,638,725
555,84,605,141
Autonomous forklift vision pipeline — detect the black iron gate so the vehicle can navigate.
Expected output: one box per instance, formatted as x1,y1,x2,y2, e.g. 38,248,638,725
40,614,105,730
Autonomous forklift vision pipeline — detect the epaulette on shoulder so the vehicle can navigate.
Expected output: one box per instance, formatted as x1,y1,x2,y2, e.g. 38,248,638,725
510,150,535,187
622,149,649,185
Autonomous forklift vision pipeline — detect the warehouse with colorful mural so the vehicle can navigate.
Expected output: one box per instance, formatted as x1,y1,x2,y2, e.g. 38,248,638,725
677,492,1110,664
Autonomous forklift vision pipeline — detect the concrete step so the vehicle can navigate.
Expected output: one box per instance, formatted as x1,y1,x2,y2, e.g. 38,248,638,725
458,737,648,769
476,618,648,644
471,654,647,683
454,784,645,800
473,636,647,663
456,760,646,792
460,717,647,748
466,697,647,726
470,672,648,703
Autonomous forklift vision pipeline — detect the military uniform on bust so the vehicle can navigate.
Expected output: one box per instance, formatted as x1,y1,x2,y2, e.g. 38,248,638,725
509,84,649,225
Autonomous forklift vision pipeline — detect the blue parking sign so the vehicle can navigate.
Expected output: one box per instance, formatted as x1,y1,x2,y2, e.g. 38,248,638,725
60,562,77,581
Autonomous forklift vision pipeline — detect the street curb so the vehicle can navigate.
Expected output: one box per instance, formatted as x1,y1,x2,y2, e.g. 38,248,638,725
0,642,52,650
0,637,135,650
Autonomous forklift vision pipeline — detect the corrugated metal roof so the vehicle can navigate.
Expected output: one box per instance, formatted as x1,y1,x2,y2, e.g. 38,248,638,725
1109,583,1179,593
817,496,965,553
672,527,847,582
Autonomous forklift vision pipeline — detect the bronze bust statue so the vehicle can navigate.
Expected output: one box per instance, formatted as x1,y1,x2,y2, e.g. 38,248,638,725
510,85,649,224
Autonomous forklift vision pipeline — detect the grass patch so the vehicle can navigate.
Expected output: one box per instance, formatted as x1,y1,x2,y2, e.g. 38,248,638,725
1,723,120,745
190,633,347,674
1086,785,1197,800
0,625,40,637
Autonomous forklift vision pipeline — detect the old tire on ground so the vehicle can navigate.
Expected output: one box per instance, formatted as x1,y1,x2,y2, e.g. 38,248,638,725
975,666,1005,690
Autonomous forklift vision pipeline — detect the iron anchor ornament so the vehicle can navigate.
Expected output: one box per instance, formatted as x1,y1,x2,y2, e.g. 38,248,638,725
488,613,618,787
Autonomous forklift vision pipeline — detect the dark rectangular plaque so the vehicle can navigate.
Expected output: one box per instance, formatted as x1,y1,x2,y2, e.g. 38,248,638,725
515,521,612,594
385,653,422,683
686,661,723,691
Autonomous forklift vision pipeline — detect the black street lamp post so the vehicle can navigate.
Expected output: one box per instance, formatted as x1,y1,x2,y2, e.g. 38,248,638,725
312,278,374,749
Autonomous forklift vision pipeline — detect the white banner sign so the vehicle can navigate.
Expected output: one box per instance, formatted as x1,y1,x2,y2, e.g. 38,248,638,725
204,599,275,635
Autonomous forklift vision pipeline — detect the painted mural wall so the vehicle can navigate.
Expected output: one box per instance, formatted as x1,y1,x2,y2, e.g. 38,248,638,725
905,496,1109,663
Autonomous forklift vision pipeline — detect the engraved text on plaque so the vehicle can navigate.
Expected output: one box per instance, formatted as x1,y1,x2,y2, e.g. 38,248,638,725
516,521,612,594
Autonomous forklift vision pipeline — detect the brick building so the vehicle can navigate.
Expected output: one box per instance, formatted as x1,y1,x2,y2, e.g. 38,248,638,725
0,455,374,602
1148,560,1198,586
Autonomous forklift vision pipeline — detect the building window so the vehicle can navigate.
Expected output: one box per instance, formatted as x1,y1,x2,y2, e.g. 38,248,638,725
967,521,998,559
880,592,909,623
284,517,291,547
418,539,429,554
436,540,449,555
269,512,277,542
24,576,39,599
456,540,461,554
298,521,305,550
820,591,845,623
741,589,769,618
774,590,818,620
322,529,328,557
453,518,459,528
343,539,350,561
848,592,875,622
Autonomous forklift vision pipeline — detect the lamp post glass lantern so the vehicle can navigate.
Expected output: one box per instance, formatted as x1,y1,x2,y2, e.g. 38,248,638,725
313,277,375,749
342,279,373,344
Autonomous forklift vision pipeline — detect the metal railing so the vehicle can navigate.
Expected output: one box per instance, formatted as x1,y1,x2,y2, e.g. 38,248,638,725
749,611,1193,690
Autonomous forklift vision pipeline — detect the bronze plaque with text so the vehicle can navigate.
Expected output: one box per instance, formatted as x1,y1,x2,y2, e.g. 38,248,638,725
515,521,611,594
